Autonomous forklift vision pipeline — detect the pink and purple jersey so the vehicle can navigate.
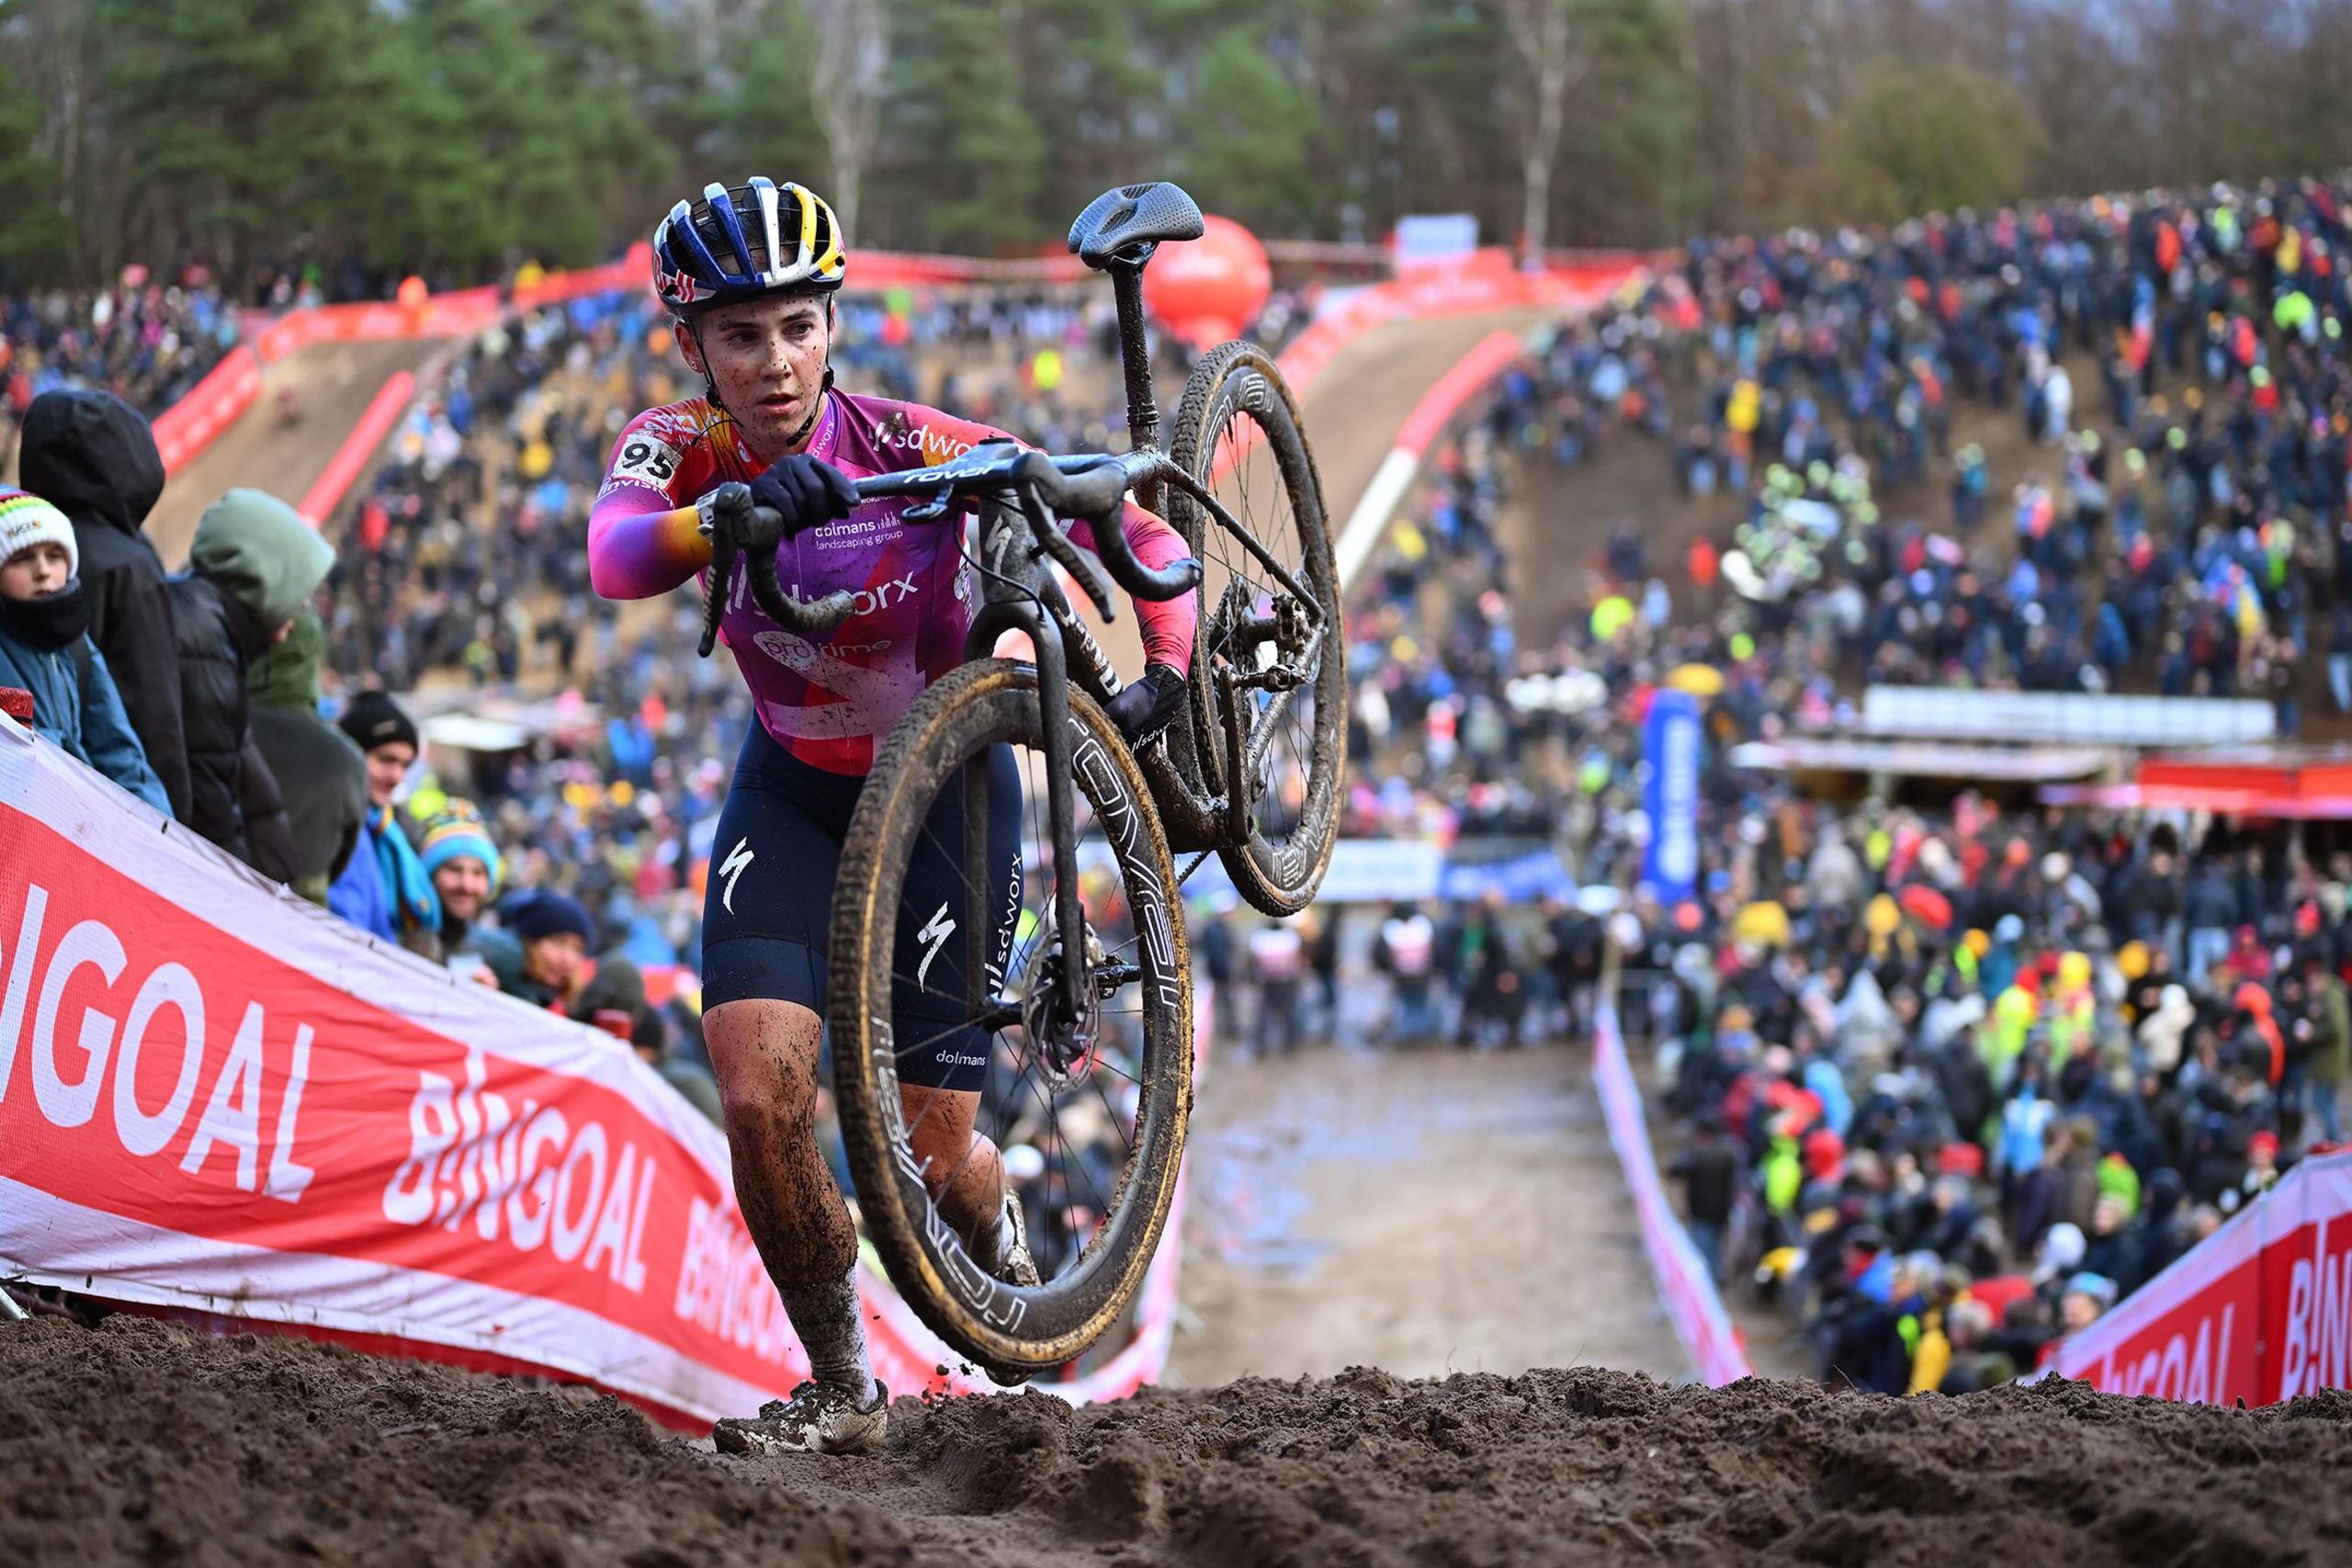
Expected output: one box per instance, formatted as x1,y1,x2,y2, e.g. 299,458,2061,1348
587,389,1197,776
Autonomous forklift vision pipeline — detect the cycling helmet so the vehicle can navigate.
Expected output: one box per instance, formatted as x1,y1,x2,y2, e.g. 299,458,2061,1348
651,177,846,312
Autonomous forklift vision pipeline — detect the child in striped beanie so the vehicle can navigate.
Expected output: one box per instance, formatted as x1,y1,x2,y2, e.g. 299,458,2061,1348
0,487,170,813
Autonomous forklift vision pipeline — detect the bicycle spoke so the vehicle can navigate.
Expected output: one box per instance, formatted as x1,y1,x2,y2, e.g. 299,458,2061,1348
865,694,1166,1294
1091,1073,1136,1161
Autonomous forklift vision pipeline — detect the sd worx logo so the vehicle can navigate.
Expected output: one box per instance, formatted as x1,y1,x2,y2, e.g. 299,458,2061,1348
729,571,920,621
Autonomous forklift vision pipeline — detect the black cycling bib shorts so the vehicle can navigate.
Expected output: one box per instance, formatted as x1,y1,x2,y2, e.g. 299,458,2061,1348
699,722,1023,1093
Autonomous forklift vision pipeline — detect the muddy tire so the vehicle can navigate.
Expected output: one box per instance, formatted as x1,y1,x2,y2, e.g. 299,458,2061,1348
830,660,1193,1381
1154,339,1344,917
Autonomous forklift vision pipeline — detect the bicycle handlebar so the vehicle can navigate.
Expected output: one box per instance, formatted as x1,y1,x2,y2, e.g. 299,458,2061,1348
854,447,1202,605
695,448,1203,659
695,482,859,657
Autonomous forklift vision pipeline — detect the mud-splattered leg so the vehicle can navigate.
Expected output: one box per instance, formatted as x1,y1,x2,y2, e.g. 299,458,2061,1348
705,997,871,1400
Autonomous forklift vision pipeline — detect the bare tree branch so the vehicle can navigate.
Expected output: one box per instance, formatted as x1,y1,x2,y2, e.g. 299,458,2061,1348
1497,0,1594,260
801,0,888,244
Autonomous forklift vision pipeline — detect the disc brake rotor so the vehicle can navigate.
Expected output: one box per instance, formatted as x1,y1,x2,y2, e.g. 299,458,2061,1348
1016,918,1108,1090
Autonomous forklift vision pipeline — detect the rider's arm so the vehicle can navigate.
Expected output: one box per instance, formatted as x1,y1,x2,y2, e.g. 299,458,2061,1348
587,413,712,600
587,490,709,600
1067,503,1199,672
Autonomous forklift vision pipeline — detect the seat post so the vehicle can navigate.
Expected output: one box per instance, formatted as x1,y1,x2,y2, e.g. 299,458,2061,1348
1106,254,1161,468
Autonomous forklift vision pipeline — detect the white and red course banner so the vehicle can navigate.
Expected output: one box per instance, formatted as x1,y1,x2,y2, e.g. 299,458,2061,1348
1590,998,1753,1387
0,717,1187,1427
2052,1148,2352,1405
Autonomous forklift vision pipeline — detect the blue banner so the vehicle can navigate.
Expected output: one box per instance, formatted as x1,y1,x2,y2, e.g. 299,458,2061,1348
1642,688,1702,905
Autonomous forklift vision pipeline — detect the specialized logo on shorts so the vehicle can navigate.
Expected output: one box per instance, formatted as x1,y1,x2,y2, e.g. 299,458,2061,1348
719,837,755,915
915,901,956,989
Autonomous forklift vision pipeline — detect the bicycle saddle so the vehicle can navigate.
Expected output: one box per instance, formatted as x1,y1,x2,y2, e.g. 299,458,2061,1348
1068,181,1205,268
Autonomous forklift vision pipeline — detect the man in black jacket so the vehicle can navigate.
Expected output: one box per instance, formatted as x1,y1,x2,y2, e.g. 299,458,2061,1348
170,488,330,883
16,388,191,820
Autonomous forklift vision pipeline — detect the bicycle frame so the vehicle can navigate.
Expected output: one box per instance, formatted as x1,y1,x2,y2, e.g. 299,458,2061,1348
961,487,1099,1035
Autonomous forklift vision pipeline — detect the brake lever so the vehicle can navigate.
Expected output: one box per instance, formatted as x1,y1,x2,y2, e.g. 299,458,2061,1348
1026,490,1118,621
698,531,737,658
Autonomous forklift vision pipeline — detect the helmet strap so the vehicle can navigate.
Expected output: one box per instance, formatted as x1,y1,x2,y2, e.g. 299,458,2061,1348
786,365,835,449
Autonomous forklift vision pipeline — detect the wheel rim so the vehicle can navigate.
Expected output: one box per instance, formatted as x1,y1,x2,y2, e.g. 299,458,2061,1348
1186,363,1336,868
849,682,1186,1358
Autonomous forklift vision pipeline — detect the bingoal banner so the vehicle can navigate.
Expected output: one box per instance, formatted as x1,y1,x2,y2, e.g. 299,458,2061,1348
0,716,1181,1426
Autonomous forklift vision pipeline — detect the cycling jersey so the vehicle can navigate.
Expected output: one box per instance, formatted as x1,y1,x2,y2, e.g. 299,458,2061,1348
588,389,1199,776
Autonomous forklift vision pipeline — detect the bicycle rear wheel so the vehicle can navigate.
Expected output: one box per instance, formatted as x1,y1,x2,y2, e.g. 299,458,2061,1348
1159,340,1346,917
830,660,1193,1382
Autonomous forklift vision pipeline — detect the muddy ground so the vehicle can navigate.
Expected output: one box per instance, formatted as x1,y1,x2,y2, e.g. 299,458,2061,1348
9,1310,2350,1567
1167,1043,1683,1386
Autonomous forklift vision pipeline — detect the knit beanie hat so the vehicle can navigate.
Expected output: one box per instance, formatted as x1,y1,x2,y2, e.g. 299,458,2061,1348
415,803,503,896
338,689,420,754
511,888,594,946
0,489,78,579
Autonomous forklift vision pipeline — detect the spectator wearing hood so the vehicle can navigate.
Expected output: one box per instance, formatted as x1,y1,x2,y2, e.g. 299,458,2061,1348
246,606,366,907
16,388,190,821
328,690,440,950
2185,859,2239,981
2081,1193,2147,1297
171,488,326,882
414,803,502,976
2307,956,2350,1145
2139,984,2198,1077
0,488,169,813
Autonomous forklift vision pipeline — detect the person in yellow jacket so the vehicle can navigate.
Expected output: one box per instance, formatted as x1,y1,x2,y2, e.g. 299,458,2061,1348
2047,952,2096,1069
1908,1304,1953,1393
1984,971,2041,1080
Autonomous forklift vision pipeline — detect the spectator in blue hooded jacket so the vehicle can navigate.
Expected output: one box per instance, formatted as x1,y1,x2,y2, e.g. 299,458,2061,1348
0,487,169,814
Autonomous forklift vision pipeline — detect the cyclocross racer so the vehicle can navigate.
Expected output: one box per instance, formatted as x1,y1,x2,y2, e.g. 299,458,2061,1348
587,177,1198,1456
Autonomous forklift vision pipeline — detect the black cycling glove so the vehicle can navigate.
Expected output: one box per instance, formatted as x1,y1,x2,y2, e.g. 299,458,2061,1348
747,454,859,540
1108,663,1188,746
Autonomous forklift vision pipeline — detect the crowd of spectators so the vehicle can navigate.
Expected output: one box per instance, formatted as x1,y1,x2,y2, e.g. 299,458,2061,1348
3,273,244,455
1293,174,2352,1393
25,170,2352,1383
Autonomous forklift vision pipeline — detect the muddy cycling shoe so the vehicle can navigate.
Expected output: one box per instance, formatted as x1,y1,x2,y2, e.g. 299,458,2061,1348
712,1380,889,1457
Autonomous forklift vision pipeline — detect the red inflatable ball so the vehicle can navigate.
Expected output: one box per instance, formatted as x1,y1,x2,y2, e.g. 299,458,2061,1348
1141,215,1271,349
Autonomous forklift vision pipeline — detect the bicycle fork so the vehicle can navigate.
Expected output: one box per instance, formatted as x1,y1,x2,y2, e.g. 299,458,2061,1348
966,575,1092,1034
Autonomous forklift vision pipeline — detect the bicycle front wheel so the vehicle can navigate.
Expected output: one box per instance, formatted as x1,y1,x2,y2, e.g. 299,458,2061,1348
830,660,1193,1382
1161,340,1346,917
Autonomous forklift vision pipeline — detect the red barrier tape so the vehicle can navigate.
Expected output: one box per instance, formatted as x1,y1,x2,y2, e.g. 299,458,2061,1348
296,370,414,526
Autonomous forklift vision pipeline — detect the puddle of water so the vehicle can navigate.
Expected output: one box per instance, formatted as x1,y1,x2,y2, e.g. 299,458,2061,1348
1193,1058,1590,1276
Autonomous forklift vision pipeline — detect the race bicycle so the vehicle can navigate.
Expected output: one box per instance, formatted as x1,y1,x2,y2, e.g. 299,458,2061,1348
697,180,1343,1382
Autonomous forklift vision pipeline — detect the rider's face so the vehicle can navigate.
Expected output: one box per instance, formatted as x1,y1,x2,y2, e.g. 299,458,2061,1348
679,295,832,458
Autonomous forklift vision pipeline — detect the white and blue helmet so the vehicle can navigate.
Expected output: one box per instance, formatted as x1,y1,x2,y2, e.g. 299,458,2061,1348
651,178,846,313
